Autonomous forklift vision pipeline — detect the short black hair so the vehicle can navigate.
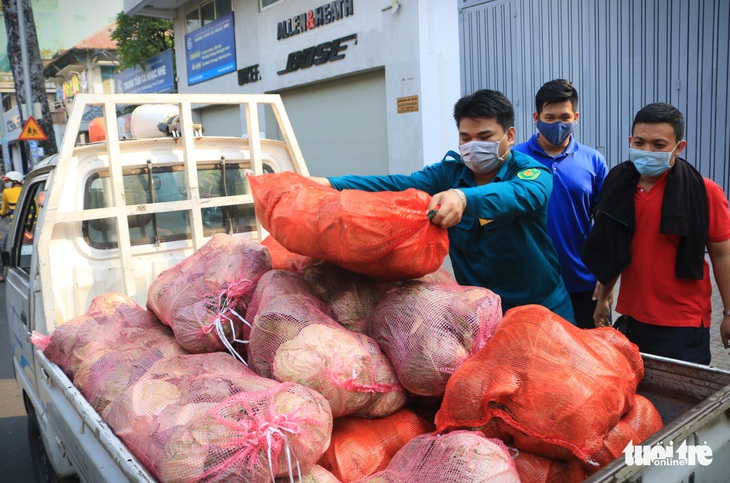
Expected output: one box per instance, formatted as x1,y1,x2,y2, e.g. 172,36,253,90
453,89,515,133
632,102,685,141
535,79,578,114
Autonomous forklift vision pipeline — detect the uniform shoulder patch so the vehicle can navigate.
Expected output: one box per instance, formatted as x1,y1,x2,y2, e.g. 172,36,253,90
517,168,540,180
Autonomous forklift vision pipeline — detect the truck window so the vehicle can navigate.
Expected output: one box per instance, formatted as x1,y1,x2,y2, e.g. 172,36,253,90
12,181,46,274
82,162,262,249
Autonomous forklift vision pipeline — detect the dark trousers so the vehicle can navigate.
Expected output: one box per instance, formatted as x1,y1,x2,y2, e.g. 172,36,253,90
570,290,600,329
614,315,711,365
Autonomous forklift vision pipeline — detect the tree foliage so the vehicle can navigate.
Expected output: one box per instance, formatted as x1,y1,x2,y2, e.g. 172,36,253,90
111,11,174,71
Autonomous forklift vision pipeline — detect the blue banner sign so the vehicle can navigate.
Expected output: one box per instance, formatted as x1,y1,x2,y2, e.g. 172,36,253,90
115,49,175,93
185,12,237,85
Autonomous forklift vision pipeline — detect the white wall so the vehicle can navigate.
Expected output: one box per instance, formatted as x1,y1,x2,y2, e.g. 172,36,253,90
172,0,461,175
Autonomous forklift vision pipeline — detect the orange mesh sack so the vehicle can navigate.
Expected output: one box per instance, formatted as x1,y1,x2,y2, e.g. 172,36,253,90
249,291,408,418
248,171,449,280
147,233,272,355
317,408,435,482
435,304,644,463
299,261,396,334
512,451,586,483
351,430,520,483
33,292,165,378
103,353,333,483
368,281,502,397
262,234,315,271
582,394,664,475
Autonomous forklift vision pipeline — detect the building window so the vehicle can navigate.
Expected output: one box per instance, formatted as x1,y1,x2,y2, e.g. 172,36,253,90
186,0,232,33
261,0,282,9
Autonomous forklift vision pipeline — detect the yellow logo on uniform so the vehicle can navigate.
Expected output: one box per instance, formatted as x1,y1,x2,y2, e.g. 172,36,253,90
517,169,540,180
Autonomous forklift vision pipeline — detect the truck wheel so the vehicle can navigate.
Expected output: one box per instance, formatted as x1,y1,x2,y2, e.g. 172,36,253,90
27,409,79,483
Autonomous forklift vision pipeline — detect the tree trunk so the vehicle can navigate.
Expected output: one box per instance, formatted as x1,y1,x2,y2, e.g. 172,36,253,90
2,0,58,173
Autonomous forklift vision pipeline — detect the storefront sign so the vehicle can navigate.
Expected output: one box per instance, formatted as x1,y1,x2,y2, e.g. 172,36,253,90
397,95,419,114
277,34,357,75
115,49,175,94
238,64,261,85
185,12,237,85
277,0,354,40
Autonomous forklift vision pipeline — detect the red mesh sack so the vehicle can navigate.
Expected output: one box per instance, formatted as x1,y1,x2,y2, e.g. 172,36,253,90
513,451,586,483
262,234,315,271
435,304,644,463
318,408,435,482
299,261,396,334
35,292,164,378
248,171,449,280
147,233,272,355
244,269,327,324
249,292,407,418
582,394,664,475
103,353,333,483
368,281,502,397
351,430,520,483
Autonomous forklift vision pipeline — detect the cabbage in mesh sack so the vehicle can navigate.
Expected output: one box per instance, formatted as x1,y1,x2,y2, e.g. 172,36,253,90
248,171,449,280
513,451,586,483
33,292,165,378
351,430,520,483
368,281,502,396
147,233,272,355
581,394,663,475
103,353,333,483
249,292,407,418
299,261,395,334
435,304,644,463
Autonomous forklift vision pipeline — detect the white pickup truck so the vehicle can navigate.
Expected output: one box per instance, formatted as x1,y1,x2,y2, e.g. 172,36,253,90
5,93,730,483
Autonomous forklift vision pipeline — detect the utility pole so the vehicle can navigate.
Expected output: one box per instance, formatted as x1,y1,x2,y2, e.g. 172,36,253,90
2,0,58,173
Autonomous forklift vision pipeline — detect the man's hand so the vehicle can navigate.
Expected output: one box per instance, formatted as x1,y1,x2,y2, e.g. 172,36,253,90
426,189,465,229
721,315,730,353
593,299,612,328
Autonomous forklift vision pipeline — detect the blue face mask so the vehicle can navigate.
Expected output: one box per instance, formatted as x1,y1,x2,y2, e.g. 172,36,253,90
629,144,678,176
537,119,577,146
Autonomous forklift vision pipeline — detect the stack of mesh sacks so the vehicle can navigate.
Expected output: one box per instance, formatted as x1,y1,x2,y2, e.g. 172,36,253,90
434,305,665,482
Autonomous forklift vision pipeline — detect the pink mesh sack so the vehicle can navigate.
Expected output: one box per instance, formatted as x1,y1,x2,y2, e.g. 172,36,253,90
73,331,188,414
351,430,520,483
33,292,164,378
368,281,502,396
435,305,644,463
299,261,396,334
103,353,333,483
147,233,272,356
275,465,340,483
249,292,407,418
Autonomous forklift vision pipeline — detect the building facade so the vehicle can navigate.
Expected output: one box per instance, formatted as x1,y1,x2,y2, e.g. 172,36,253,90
125,0,461,177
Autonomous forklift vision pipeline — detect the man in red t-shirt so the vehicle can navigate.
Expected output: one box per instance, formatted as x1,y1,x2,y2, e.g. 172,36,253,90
582,103,730,365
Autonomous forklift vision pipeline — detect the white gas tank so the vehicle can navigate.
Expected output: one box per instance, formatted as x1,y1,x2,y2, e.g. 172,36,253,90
130,104,179,139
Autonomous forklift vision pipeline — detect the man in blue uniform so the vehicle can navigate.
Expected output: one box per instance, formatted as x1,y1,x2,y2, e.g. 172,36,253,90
311,89,574,323
513,79,608,328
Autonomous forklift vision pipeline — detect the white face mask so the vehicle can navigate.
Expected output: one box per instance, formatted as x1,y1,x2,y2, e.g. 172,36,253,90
4,182,12,189
459,133,509,175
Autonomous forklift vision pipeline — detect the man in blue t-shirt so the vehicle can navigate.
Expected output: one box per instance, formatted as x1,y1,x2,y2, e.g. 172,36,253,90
311,89,575,323
513,79,608,328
